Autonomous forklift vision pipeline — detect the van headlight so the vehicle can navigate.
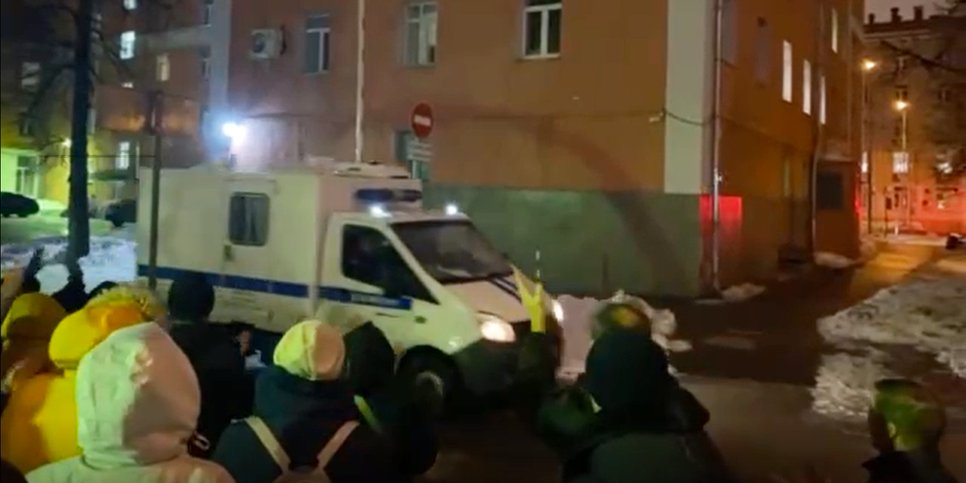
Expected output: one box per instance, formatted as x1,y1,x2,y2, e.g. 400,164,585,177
477,313,516,343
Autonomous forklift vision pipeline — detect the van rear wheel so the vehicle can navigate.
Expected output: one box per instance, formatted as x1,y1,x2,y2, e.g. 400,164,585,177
399,353,458,416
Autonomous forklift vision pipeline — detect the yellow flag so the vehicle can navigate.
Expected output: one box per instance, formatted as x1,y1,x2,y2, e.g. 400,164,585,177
512,267,545,333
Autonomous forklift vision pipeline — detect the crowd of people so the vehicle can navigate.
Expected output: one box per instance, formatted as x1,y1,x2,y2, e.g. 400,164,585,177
0,248,958,483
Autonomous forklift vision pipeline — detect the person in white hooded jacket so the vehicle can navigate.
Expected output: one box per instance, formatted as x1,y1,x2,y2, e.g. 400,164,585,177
26,323,235,483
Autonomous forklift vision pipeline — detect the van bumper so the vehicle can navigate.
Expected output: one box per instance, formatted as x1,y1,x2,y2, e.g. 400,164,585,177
454,334,561,395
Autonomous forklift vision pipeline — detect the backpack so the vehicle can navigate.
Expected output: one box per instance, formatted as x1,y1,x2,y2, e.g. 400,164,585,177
245,417,359,483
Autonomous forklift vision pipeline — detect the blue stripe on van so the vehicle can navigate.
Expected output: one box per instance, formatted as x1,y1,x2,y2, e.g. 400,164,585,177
137,265,412,310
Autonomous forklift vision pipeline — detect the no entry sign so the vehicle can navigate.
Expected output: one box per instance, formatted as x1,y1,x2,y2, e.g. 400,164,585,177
411,103,434,139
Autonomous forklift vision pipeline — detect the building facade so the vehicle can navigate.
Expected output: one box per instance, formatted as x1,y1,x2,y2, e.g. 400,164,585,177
216,0,863,296
862,4,966,235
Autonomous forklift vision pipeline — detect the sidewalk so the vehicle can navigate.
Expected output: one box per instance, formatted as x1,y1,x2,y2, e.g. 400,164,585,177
666,242,948,385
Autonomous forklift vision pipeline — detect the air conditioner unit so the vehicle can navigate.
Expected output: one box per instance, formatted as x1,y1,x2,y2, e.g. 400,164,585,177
250,29,282,59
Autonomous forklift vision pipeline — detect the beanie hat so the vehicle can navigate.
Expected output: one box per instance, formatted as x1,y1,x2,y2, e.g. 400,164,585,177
167,273,215,322
582,328,671,414
592,302,651,339
274,320,346,381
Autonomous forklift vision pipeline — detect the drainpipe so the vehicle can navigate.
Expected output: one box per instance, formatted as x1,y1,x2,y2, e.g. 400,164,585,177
710,0,724,292
353,0,366,163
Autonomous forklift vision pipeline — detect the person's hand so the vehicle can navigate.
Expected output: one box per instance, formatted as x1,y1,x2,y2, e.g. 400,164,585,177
25,248,45,278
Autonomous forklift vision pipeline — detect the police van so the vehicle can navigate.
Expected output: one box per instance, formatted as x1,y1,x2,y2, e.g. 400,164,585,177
136,162,563,398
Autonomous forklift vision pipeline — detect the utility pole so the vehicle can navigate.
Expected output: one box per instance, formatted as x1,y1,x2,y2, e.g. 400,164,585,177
147,91,164,289
67,0,95,262
353,0,366,163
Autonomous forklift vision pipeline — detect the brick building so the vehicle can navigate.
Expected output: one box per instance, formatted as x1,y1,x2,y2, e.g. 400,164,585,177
862,4,966,235
212,0,864,297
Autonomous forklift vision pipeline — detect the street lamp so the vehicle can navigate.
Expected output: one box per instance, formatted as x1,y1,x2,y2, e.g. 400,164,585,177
861,59,878,234
894,100,911,233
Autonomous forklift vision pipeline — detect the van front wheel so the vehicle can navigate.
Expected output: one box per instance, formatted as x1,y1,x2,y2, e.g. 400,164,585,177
399,353,458,415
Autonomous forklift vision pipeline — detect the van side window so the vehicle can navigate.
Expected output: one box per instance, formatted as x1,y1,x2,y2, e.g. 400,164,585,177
228,193,270,246
342,225,435,303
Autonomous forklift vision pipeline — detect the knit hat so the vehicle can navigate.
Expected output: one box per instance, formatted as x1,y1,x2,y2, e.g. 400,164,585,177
582,328,671,414
592,302,651,339
274,320,346,381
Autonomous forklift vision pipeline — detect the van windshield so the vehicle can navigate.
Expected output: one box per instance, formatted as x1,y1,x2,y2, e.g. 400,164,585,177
392,221,513,284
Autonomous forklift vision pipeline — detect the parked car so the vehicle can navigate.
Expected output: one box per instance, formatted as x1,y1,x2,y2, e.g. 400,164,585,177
0,192,40,218
105,199,136,227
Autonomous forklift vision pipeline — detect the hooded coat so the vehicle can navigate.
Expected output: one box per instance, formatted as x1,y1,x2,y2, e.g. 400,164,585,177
344,322,438,478
538,329,733,483
212,320,402,483
0,286,165,473
0,294,67,391
25,323,235,483
166,274,247,453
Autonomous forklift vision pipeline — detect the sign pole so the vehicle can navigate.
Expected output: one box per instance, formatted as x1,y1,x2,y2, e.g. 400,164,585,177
147,90,164,290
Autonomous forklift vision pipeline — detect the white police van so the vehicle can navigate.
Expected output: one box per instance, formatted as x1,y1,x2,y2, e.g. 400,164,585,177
136,162,563,398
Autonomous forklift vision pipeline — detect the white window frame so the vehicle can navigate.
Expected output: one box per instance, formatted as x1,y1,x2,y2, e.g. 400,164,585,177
522,0,562,59
819,73,827,125
830,7,839,53
404,2,438,66
120,31,136,60
123,0,137,11
782,41,793,102
117,141,131,169
892,151,909,174
304,14,331,74
156,53,170,82
802,59,812,115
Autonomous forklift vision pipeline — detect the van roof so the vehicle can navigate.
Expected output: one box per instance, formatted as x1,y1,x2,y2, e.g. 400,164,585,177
338,210,469,225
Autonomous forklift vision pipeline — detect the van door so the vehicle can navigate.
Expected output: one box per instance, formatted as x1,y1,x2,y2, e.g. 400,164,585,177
218,179,275,326
319,220,442,352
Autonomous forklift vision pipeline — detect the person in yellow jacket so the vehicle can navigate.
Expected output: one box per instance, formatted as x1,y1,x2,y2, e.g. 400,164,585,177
1,293,68,392
0,285,165,474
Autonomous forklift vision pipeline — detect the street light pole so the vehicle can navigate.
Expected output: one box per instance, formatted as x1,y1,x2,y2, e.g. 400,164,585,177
861,59,877,235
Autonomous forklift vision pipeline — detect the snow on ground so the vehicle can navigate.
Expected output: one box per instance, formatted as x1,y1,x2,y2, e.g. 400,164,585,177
557,292,690,378
814,252,857,269
1,236,137,293
813,255,966,419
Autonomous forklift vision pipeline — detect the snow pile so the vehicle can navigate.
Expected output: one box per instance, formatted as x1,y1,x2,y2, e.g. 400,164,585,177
557,292,690,377
811,352,892,420
1,236,137,293
814,266,966,419
815,252,856,269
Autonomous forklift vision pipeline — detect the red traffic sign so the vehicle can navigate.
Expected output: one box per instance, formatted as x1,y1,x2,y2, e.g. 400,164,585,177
411,103,434,139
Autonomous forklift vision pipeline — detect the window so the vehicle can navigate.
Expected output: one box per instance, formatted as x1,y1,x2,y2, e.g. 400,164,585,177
120,31,136,60
892,152,910,174
117,141,131,169
816,171,844,210
21,62,40,90
897,56,908,72
156,54,170,81
830,7,839,53
755,17,770,83
122,81,134,88
782,41,793,102
304,14,331,73
15,156,38,197
721,0,738,64
18,116,34,137
404,2,437,66
123,0,137,11
819,73,827,125
203,0,213,25
895,86,908,101
803,59,812,114
523,0,562,58
201,48,210,79
861,152,869,174
341,225,434,302
228,193,270,246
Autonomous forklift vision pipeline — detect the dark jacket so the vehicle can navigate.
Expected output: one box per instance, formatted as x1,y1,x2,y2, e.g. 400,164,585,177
211,365,402,483
344,323,438,477
864,449,958,483
169,321,249,454
51,267,88,314
539,385,732,483
539,329,733,483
